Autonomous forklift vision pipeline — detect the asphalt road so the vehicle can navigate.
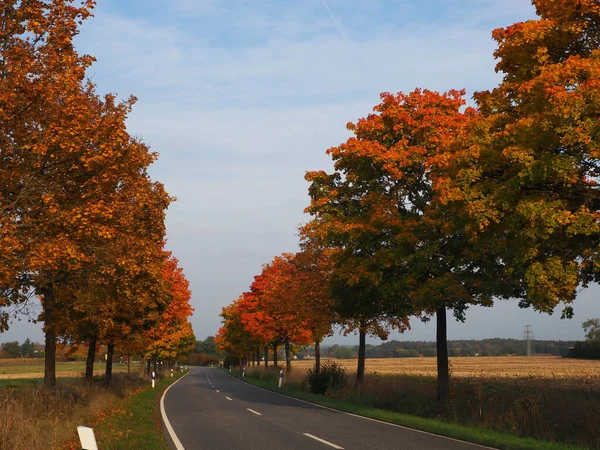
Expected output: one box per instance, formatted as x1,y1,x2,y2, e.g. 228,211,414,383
162,367,492,450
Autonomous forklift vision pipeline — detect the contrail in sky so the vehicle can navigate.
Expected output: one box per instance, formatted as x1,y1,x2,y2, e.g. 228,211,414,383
321,0,348,40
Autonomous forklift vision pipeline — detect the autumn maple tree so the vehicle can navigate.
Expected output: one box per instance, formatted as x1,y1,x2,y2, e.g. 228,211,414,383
291,240,335,374
142,253,196,373
216,298,258,366
440,0,600,322
304,89,511,401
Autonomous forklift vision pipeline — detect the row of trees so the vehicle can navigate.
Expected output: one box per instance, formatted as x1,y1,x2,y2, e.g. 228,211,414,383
0,1,195,388
217,0,600,407
216,249,334,373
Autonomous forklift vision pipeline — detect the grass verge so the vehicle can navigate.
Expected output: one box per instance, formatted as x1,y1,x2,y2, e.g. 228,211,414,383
225,369,585,450
90,372,186,450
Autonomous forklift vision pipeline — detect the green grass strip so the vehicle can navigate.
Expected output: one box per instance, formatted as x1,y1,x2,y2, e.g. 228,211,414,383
0,378,41,389
93,372,185,450
225,370,584,450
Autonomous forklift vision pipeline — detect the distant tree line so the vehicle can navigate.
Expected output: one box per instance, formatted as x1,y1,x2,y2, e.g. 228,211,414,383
186,336,220,366
305,339,577,359
568,319,600,360
0,339,43,358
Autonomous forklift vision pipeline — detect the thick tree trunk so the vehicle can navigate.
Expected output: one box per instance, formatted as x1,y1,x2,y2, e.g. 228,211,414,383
436,305,450,409
147,360,151,375
43,287,56,390
285,342,291,373
315,340,321,375
356,328,366,386
264,346,269,367
272,344,279,368
105,343,114,386
85,334,97,383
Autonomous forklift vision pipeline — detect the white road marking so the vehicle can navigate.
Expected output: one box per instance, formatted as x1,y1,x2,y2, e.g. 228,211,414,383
303,433,344,449
225,396,233,401
160,371,190,450
247,408,262,416
216,390,220,393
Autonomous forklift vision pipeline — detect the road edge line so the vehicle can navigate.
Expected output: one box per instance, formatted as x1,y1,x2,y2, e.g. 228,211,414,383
160,369,190,450
220,369,495,450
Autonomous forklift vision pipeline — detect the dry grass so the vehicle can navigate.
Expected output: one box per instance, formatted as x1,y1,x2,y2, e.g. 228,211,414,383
281,357,600,448
0,375,147,450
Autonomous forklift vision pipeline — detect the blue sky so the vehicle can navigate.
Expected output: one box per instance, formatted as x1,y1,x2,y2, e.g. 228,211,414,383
2,0,597,345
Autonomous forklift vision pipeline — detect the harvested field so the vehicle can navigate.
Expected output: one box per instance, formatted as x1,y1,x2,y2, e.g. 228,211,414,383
280,356,600,447
292,356,600,380
0,360,132,379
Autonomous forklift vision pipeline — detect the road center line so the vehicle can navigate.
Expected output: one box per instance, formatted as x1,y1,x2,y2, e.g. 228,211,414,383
247,408,262,416
225,396,233,401
216,390,220,393
303,433,344,449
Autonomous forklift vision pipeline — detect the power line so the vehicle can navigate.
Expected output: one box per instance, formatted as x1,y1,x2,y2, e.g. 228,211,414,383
523,325,534,357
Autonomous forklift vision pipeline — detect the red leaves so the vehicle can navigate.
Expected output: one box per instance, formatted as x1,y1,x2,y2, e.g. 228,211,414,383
218,250,333,356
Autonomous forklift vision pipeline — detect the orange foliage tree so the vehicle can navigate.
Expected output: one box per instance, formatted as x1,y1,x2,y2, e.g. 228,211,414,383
216,297,258,367
305,89,509,399
143,253,195,372
440,1,600,321
291,241,335,374
238,254,313,371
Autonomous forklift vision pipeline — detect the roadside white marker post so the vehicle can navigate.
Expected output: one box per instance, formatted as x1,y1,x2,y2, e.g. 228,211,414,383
278,369,283,388
171,368,173,378
229,365,232,372
242,367,245,377
77,426,98,450
152,371,156,389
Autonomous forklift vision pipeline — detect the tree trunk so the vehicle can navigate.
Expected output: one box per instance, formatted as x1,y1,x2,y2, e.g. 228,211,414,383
285,342,291,373
264,346,269,367
147,359,151,375
436,305,450,409
105,343,114,386
42,286,56,390
85,334,97,383
256,348,260,367
356,328,366,386
272,343,278,368
153,359,158,374
127,355,131,374
315,340,321,375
